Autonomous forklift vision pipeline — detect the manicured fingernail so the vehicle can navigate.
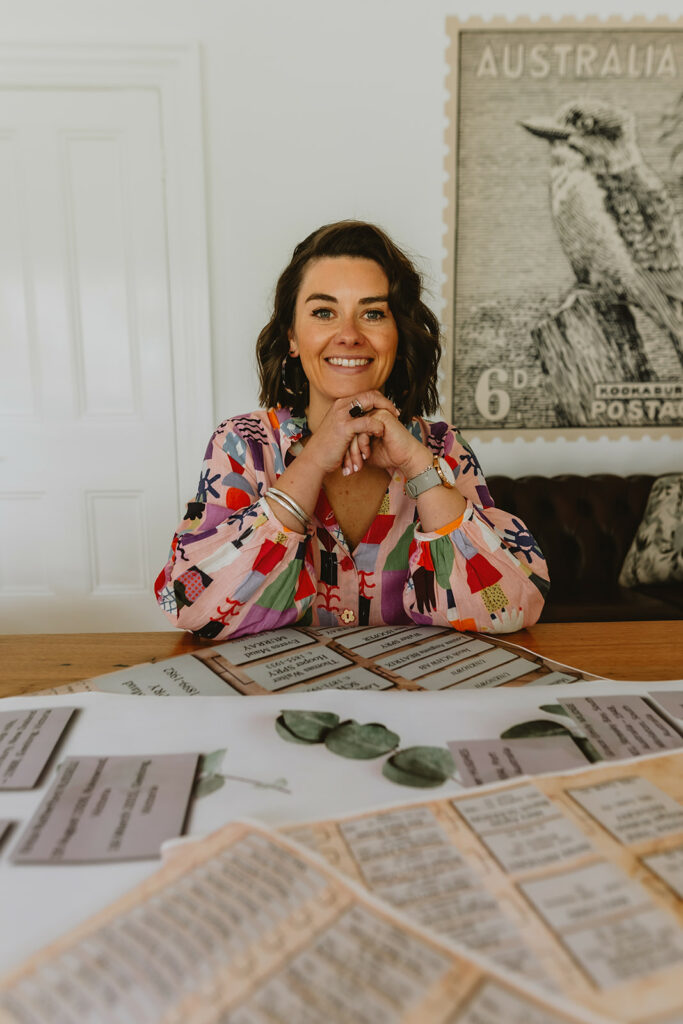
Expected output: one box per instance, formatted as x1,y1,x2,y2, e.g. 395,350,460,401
342,467,350,477
354,464,360,472
361,452,367,460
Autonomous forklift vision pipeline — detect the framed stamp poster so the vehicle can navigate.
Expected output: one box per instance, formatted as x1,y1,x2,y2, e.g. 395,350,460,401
444,19,683,438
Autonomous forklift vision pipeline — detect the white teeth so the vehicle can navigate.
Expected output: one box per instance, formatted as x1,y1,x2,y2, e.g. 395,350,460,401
326,357,371,367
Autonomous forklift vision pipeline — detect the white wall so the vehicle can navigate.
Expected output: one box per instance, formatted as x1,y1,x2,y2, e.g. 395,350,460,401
3,0,682,482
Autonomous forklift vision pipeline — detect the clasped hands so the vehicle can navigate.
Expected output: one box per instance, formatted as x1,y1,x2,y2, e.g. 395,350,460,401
306,391,431,481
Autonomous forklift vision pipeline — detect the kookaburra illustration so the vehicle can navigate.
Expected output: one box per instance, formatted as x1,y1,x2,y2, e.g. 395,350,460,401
521,99,683,361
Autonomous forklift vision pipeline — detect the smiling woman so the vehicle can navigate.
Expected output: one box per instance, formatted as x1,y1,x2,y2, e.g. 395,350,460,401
288,256,400,438
155,221,549,638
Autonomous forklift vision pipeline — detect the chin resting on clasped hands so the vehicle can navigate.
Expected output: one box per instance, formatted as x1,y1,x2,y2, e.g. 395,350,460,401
155,221,549,640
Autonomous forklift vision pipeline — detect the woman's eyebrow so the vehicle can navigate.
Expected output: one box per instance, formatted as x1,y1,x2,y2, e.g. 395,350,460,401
304,293,389,304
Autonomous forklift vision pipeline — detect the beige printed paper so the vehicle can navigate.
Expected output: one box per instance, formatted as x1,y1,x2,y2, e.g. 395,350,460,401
285,749,683,1023
0,822,602,1024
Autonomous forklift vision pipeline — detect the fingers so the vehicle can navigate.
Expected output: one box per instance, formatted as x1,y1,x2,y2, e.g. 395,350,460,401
345,412,386,439
342,421,381,476
311,396,399,477
342,435,362,477
339,391,399,419
357,431,372,462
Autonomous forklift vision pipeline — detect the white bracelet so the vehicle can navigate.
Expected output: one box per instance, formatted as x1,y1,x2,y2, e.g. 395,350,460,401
267,492,307,528
267,488,311,529
268,487,312,526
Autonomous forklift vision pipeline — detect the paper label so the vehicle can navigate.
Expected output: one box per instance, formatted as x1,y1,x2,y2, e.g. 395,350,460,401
559,696,683,759
331,625,416,650
233,904,452,1019
521,860,649,931
477,816,593,875
375,634,475,675
243,646,353,690
417,648,521,689
450,736,588,787
309,625,366,638
455,980,569,1024
455,783,561,831
0,707,75,789
642,845,683,899
568,776,683,845
520,861,683,987
450,655,538,689
455,784,592,873
92,658,236,697
333,625,447,658
12,753,199,863
560,907,683,989
648,691,683,723
526,672,581,687
293,667,393,691
210,627,315,664
338,807,546,978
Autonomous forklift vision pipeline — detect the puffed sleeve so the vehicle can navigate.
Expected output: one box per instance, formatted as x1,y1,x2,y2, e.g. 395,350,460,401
154,416,319,639
404,424,549,632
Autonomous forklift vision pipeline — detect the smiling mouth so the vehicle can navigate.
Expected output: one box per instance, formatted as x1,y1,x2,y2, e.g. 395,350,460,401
325,357,373,367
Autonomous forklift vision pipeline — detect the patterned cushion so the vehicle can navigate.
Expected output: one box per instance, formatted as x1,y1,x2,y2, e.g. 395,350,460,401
619,474,683,587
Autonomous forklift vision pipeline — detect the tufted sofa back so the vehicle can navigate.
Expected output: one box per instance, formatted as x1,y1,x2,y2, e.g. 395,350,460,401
488,475,658,614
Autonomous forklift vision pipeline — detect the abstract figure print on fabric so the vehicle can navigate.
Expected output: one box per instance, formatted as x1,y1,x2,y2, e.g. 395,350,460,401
155,409,549,639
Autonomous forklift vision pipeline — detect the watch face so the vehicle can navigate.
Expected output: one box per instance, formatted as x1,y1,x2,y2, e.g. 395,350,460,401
437,457,456,487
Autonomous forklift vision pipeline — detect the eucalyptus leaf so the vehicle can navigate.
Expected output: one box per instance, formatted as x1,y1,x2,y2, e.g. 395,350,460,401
194,774,225,798
500,720,572,740
324,720,399,759
389,746,455,782
382,759,447,789
199,749,227,776
275,715,318,745
538,704,571,716
280,709,340,742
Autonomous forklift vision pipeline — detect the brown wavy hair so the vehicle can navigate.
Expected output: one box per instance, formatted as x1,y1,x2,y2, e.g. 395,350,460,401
256,220,442,424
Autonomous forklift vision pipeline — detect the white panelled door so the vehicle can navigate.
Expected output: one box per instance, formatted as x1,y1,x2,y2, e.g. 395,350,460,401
1,88,183,632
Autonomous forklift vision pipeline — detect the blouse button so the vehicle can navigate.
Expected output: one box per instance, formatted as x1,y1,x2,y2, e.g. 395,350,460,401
340,608,356,624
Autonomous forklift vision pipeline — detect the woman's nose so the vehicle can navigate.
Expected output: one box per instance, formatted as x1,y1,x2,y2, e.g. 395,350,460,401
335,315,363,343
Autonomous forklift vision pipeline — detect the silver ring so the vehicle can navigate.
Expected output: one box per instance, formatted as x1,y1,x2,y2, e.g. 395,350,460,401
349,399,364,419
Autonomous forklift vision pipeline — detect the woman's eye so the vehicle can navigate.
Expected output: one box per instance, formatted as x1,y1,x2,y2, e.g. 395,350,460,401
364,309,386,321
312,308,333,319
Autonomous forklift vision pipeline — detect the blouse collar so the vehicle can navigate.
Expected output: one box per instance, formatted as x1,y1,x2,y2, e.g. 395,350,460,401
272,407,310,457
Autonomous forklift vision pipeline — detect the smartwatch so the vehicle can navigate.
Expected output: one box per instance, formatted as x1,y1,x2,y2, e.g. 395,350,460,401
405,455,456,498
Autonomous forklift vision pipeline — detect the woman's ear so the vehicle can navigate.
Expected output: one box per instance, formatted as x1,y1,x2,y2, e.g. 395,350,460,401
287,331,298,357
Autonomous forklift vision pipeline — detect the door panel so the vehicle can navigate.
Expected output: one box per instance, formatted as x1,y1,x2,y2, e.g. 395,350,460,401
1,89,180,632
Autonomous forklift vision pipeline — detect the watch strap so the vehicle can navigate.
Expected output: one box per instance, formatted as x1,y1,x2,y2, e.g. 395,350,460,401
405,458,442,498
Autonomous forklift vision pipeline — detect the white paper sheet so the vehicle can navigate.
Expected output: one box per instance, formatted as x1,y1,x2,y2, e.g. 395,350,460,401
1,679,682,976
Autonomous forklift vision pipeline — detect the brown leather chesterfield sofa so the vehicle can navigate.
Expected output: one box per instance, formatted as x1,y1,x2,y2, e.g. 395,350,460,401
488,474,683,623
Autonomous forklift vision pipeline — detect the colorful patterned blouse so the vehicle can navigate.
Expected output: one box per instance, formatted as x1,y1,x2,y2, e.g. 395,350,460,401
155,408,549,639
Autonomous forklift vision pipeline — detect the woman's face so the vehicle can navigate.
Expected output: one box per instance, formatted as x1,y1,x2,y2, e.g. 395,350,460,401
288,256,399,419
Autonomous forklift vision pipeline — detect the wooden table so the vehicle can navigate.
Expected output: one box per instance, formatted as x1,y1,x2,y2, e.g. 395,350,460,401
1,621,681,697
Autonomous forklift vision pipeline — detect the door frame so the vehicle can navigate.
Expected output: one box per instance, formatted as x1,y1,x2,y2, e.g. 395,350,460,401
0,42,214,507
